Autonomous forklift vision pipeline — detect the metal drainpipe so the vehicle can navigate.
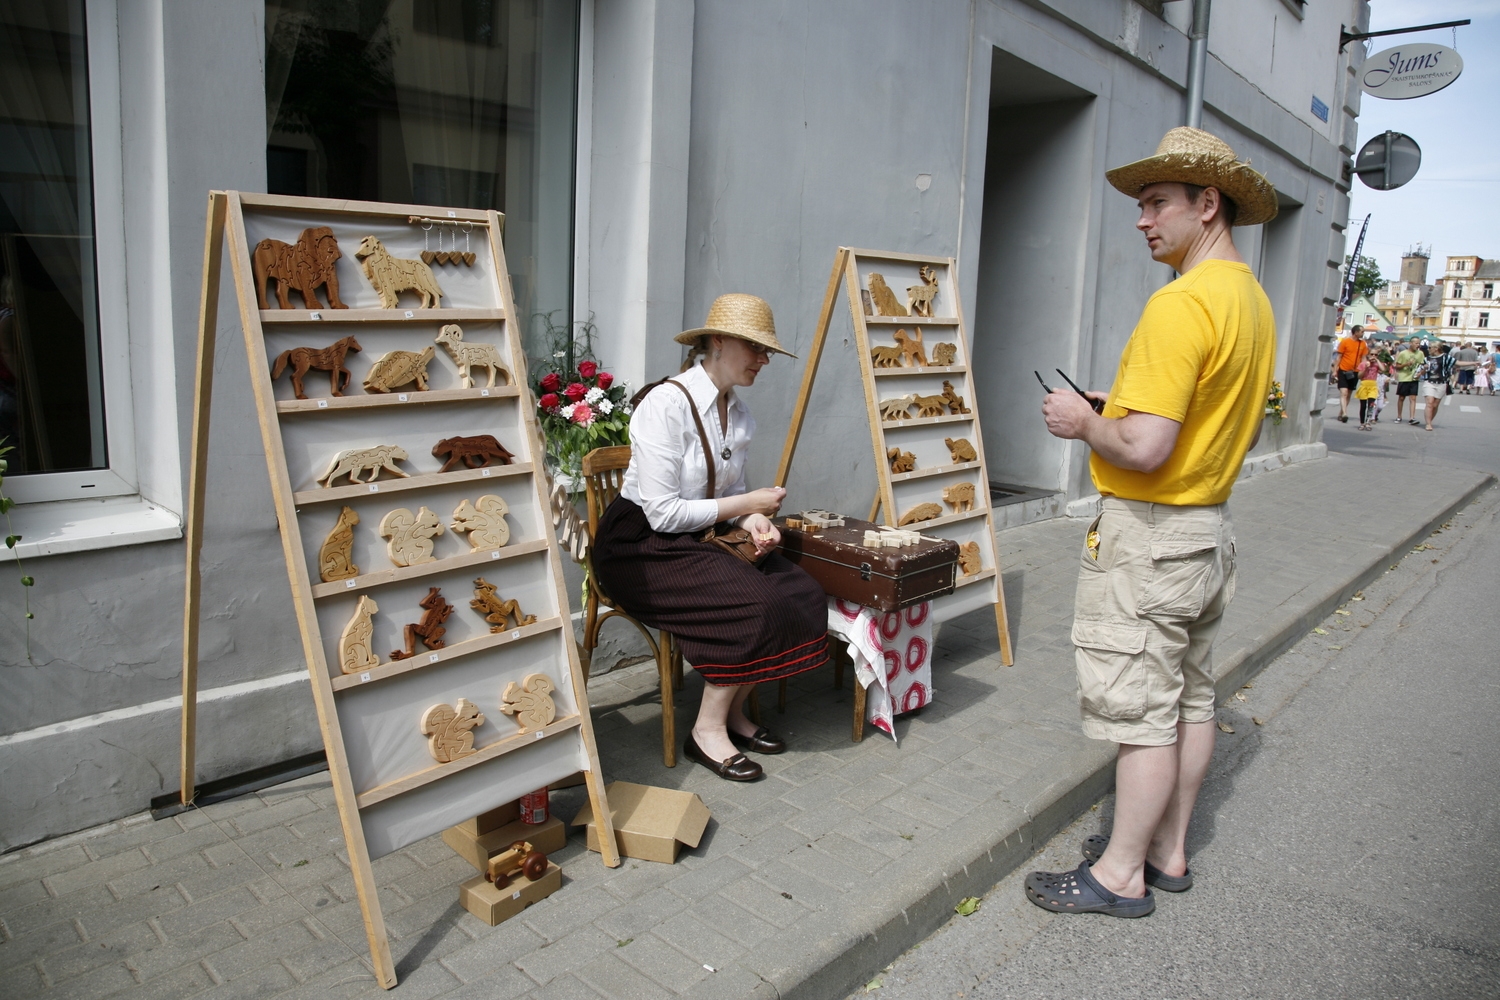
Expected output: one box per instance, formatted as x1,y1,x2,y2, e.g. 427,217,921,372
1183,0,1211,128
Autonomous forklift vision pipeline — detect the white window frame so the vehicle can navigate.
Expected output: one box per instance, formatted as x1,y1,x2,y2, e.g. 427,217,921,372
1481,313,1491,329
5,0,136,507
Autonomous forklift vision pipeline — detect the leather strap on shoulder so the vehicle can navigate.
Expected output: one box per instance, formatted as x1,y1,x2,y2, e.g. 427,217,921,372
664,379,716,500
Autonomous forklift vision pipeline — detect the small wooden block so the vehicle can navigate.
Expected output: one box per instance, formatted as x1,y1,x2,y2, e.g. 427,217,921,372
459,863,561,926
443,814,567,872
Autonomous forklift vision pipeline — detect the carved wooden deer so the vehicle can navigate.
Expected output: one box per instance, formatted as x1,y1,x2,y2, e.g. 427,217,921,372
906,265,939,318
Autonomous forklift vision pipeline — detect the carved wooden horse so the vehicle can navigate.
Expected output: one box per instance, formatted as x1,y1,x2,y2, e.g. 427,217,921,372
271,336,362,399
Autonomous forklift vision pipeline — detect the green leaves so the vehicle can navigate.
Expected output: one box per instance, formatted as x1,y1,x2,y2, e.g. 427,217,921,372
955,896,980,916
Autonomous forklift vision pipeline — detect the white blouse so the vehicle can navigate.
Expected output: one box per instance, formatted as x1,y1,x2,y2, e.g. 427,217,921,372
620,362,754,534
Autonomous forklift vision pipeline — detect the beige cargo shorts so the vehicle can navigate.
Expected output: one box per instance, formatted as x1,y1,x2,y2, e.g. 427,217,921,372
1072,496,1236,746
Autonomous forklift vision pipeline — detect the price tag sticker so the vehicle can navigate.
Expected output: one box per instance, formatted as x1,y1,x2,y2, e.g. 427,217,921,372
428,653,440,664
404,310,414,319
481,468,491,477
360,672,370,683
309,311,322,321
447,210,457,218
491,550,501,560
511,630,520,640
511,890,521,900
317,399,328,408
345,580,357,589
480,389,490,397
534,731,544,740
398,393,409,402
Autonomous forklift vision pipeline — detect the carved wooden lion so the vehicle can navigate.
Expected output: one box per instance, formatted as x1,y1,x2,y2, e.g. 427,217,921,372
252,226,347,310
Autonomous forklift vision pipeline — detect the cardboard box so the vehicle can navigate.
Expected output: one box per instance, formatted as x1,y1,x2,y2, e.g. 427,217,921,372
453,800,519,838
442,814,567,872
458,862,561,926
570,781,711,864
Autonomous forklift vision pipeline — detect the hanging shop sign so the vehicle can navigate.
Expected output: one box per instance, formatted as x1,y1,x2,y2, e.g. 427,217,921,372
1359,43,1463,99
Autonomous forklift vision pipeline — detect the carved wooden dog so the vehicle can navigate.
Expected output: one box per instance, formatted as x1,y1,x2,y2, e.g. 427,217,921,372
887,447,916,474
390,587,454,661
958,541,982,576
435,324,509,388
252,226,347,310
942,379,971,414
893,327,927,367
354,235,444,309
906,265,939,318
317,444,410,487
338,595,379,674
898,502,942,526
867,273,907,316
912,391,949,418
379,506,444,566
318,506,360,582
942,481,976,513
879,394,916,420
931,343,958,366
272,335,361,399
471,577,537,632
450,495,511,550
870,345,905,368
500,673,557,733
945,437,977,463
432,434,514,473
363,346,435,393
420,699,484,763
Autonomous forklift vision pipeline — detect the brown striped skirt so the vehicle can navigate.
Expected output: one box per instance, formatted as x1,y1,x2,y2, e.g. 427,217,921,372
592,497,829,686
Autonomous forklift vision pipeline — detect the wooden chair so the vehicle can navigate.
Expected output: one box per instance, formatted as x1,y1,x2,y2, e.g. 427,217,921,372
580,446,685,766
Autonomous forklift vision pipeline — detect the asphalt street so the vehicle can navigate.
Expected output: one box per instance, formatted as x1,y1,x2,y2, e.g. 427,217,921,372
861,420,1500,1000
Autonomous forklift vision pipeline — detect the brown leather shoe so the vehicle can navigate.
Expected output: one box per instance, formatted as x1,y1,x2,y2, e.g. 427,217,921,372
729,726,786,754
683,735,763,781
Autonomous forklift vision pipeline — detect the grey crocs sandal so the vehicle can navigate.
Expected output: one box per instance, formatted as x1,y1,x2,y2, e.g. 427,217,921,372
1081,834,1193,892
1025,861,1155,918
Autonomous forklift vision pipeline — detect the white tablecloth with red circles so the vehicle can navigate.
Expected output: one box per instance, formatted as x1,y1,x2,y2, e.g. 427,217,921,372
827,599,933,741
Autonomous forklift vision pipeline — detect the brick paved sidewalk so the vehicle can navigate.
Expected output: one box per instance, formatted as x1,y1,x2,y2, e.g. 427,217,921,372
0,454,1491,1000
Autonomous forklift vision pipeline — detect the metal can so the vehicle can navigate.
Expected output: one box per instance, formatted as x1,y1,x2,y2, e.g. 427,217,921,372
519,788,548,824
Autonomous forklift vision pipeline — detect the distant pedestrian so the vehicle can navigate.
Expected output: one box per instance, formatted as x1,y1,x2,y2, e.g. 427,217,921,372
1036,127,1277,918
1477,345,1494,396
1420,343,1455,432
1331,325,1368,423
1454,342,1480,394
1392,338,1424,424
1355,354,1379,430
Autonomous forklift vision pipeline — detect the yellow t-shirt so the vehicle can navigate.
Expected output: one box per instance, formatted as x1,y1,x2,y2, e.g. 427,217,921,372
1090,259,1276,506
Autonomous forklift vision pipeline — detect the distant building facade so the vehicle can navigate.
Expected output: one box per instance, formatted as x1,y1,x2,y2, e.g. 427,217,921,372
1372,249,1442,339
1439,256,1500,346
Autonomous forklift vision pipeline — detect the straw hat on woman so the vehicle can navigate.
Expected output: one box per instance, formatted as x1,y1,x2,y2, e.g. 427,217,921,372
592,293,827,781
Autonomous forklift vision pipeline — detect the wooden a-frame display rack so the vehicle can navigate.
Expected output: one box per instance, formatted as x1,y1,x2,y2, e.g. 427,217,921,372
178,191,618,989
777,247,1013,665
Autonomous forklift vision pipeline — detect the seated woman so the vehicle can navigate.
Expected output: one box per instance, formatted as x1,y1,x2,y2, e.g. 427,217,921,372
592,294,829,781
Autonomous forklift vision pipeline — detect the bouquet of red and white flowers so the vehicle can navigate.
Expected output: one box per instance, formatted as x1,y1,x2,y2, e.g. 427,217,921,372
532,345,632,483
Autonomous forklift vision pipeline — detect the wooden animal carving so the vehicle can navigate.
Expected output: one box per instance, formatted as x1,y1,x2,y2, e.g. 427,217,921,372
390,587,454,660
471,577,537,632
906,265,939,318
942,482,976,513
318,506,360,582
379,506,444,567
432,434,514,473
363,346,435,393
893,328,927,367
420,698,484,763
931,343,958,366
338,595,379,674
879,394,916,421
898,502,942,526
868,273,907,316
958,541,982,576
450,495,511,550
887,447,916,474
945,437,978,463
435,325,510,388
317,444,411,487
252,226,347,310
500,673,557,733
942,380,971,415
354,235,444,309
870,345,905,368
912,392,949,418
271,335,362,399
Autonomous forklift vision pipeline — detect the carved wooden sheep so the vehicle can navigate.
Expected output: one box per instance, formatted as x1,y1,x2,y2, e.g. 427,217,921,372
354,235,444,309
435,324,510,388
942,482,976,513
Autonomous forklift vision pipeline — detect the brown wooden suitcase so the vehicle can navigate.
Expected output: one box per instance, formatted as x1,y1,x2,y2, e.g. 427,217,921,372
772,513,958,612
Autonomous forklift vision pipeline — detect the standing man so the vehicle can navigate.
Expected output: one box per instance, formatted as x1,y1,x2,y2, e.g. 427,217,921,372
1331,325,1368,422
1392,337,1424,425
1453,341,1480,394
1028,127,1277,918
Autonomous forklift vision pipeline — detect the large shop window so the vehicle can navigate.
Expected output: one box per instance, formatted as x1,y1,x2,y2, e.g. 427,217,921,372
0,0,106,477
266,0,580,357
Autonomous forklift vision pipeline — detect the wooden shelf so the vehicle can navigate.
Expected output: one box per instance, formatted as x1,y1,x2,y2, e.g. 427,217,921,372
293,462,533,506
259,307,506,324
311,538,549,599
355,714,583,809
890,460,982,483
861,316,959,326
881,412,973,430
330,616,564,692
872,364,968,377
954,567,997,588
846,247,951,266
895,506,990,531
278,385,519,414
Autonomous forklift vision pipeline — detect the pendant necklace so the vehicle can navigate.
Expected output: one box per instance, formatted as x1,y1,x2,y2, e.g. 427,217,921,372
721,446,732,461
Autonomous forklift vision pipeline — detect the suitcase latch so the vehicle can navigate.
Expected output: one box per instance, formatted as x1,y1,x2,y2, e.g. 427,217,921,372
859,562,872,581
